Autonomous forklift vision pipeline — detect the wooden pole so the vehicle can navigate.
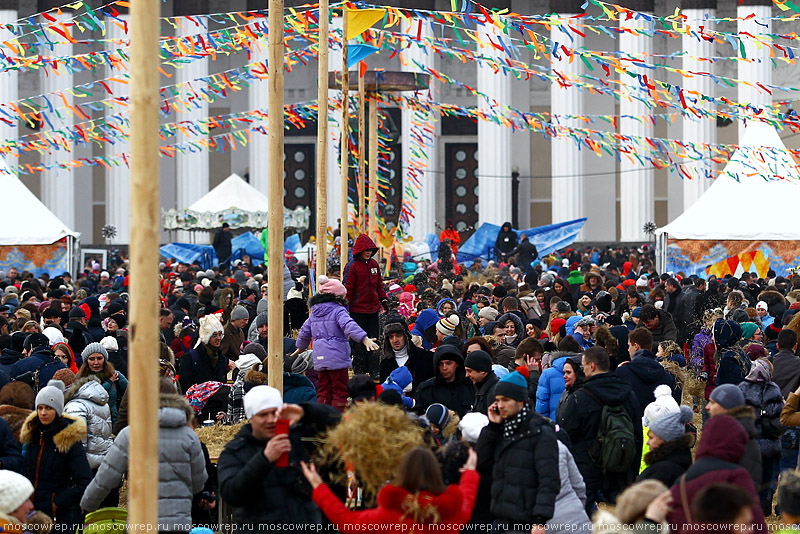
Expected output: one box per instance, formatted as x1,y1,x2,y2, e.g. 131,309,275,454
267,0,285,393
339,11,349,268
368,91,378,243
357,71,366,234
315,0,329,278
128,0,160,528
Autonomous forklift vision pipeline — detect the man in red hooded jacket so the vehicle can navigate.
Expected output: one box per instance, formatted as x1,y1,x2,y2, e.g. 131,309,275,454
343,234,389,379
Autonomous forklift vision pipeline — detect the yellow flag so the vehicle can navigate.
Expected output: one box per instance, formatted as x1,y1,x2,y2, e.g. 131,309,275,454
345,7,386,40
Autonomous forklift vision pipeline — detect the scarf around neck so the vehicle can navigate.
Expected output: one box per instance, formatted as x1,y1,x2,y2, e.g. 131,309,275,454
503,404,529,440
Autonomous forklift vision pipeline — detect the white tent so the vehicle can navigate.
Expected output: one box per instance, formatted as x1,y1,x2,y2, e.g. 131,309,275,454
658,122,800,241
0,174,79,276
0,174,79,245
657,122,800,274
188,173,268,214
162,173,310,231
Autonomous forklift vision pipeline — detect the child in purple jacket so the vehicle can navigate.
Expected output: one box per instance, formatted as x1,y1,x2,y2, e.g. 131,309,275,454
293,276,379,411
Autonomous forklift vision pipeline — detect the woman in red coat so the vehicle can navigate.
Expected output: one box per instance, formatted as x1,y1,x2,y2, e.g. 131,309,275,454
302,446,479,533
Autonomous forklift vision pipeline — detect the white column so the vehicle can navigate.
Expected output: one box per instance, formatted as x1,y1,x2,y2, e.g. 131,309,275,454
176,16,209,242
326,17,342,228
682,4,716,210
41,11,74,228
550,17,584,234
105,15,130,244
619,12,654,242
248,19,268,195
403,21,438,240
738,2,772,141
477,21,511,227
0,6,17,171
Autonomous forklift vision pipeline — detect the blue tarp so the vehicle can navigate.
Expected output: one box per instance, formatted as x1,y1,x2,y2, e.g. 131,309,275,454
424,233,440,258
159,243,218,270
162,233,303,269
231,232,264,264
284,234,301,253
457,218,588,263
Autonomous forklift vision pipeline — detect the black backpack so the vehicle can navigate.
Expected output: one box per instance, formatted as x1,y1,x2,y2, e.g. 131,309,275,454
583,389,637,473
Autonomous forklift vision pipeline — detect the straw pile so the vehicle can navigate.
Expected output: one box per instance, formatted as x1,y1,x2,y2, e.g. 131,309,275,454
195,420,247,458
318,402,425,498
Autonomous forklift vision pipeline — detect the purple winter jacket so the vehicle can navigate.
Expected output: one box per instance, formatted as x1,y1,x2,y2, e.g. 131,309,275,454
295,293,368,371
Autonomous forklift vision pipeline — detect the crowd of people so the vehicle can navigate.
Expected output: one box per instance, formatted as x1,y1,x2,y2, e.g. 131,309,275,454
3,231,800,533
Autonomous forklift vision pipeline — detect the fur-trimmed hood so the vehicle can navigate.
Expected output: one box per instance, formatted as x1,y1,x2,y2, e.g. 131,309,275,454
64,376,108,405
20,411,87,453
727,405,758,438
644,433,694,467
159,393,194,427
0,404,32,441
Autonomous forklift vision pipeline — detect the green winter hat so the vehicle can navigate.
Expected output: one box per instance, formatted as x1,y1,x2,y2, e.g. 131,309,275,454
567,270,584,286
740,322,758,340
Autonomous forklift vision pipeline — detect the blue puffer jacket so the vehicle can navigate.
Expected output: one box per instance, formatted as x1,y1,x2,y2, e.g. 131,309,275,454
295,293,368,371
536,354,571,421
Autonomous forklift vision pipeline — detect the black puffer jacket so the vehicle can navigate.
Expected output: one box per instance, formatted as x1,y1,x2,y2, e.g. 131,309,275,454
476,408,560,525
636,434,693,487
20,412,92,528
615,349,676,420
217,402,340,527
557,372,642,503
415,345,475,417
739,379,784,458
472,372,500,416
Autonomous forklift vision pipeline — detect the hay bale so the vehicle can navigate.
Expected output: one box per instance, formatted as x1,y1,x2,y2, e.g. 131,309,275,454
195,421,247,458
318,402,424,497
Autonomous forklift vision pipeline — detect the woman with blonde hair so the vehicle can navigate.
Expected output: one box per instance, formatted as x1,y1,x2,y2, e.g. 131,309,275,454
302,446,479,532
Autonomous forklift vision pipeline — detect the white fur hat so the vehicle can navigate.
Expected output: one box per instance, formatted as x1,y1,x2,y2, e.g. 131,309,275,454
100,336,119,352
459,412,489,444
195,313,224,348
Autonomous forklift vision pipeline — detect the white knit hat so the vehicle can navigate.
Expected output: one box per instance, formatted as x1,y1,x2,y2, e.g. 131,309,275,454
195,313,224,347
244,385,283,419
236,353,262,372
0,470,33,514
642,384,679,427
459,412,489,444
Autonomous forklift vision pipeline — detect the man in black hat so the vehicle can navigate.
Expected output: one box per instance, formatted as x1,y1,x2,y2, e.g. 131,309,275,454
347,375,376,403
213,222,233,270
464,350,498,415
64,307,93,364
415,344,475,417
9,333,66,391
378,313,433,391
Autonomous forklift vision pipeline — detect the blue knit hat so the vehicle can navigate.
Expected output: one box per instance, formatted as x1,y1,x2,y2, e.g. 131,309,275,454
494,366,530,402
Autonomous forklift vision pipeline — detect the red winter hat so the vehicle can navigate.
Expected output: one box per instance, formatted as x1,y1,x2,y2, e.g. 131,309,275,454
404,284,417,293
550,318,567,335
622,278,636,287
